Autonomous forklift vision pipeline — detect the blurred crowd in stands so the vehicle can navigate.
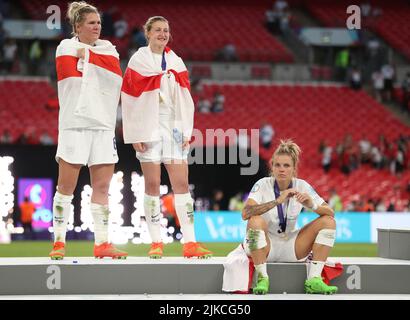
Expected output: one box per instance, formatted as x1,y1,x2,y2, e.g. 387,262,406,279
265,0,291,36
1,0,410,216
0,128,55,145
162,181,410,216
266,1,409,115
319,134,410,213
349,62,410,114
195,89,225,114
1,0,410,118
328,185,410,213
319,134,410,177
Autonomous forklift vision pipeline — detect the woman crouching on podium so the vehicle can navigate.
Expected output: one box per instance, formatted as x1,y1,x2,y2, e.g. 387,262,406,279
242,139,337,294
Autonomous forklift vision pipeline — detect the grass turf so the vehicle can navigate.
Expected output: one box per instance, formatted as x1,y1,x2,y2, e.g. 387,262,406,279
0,241,377,257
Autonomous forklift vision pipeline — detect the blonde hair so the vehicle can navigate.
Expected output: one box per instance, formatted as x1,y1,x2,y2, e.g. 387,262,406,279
67,1,99,36
271,139,302,175
143,16,170,42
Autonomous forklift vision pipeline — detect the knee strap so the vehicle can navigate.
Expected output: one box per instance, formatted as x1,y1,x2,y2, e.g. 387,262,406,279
53,191,73,205
314,228,336,247
245,229,267,252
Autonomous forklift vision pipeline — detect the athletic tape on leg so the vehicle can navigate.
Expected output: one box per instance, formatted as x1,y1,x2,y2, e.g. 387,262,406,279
174,193,196,242
246,228,267,252
90,203,110,244
143,194,162,243
52,191,73,243
174,193,194,225
144,194,161,225
314,228,336,247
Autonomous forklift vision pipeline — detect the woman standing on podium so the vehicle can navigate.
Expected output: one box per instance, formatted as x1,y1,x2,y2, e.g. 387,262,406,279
121,16,212,259
49,1,127,260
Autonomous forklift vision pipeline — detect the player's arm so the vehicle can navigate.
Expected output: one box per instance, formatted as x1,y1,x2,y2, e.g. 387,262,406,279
242,198,278,220
294,192,334,217
315,202,334,217
242,188,297,220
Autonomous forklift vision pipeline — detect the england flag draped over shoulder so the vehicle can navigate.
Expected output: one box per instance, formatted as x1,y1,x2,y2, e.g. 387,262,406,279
121,46,194,143
55,37,122,130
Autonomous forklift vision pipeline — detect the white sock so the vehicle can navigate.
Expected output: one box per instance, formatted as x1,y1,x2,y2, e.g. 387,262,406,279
174,193,196,243
308,261,325,280
144,194,162,243
255,263,268,278
52,191,73,243
90,203,109,245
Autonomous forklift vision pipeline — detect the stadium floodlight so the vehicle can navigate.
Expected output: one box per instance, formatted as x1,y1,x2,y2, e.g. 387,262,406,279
0,156,14,243
130,171,173,244
66,204,75,230
79,172,128,244
79,184,93,232
108,171,128,244
0,156,14,218
130,171,150,244
46,171,177,244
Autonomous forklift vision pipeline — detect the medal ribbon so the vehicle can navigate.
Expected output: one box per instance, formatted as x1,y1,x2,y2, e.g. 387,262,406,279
274,180,292,233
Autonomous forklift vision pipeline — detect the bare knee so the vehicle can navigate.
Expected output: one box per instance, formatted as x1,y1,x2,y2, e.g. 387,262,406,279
92,181,110,196
57,183,76,195
171,181,189,194
317,215,336,229
247,216,267,230
145,178,161,195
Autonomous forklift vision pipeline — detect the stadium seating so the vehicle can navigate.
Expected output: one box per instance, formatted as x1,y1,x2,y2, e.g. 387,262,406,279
302,167,410,208
251,64,272,79
1,78,408,206
191,65,212,79
17,0,410,61
0,80,58,142
19,0,294,62
193,82,410,205
194,83,408,154
305,0,410,60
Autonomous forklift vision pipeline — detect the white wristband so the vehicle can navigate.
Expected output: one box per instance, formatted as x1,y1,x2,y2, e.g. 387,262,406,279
310,203,318,211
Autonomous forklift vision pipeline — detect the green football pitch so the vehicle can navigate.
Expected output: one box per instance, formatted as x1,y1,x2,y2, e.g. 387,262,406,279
0,241,377,257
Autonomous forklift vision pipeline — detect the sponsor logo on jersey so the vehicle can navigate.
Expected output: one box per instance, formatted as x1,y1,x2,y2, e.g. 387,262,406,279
251,183,260,193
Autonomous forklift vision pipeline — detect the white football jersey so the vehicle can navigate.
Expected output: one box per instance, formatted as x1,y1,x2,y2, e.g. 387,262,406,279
247,177,325,238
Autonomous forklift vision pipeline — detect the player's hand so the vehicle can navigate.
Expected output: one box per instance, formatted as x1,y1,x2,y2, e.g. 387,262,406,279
77,48,85,59
294,192,313,208
276,188,297,204
133,143,147,152
182,139,190,149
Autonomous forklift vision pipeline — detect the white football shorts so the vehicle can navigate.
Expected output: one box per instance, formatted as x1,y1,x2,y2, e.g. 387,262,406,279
136,114,189,163
244,229,306,262
56,128,118,166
